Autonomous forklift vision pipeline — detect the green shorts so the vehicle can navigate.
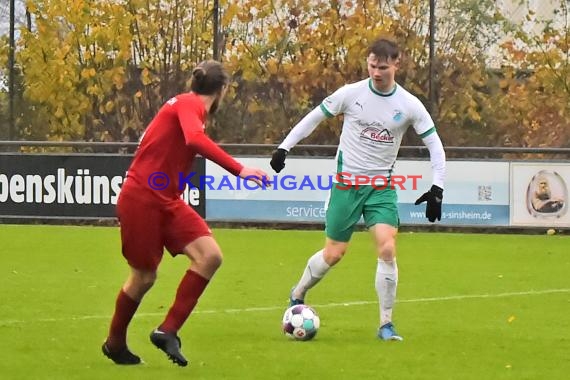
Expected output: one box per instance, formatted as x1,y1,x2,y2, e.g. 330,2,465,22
325,184,400,242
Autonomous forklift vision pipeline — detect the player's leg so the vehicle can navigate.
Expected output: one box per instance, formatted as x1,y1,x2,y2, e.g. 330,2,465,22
103,194,164,364
103,267,157,364
371,224,402,340
290,238,348,304
122,267,158,300
364,187,402,341
150,202,217,366
290,185,365,304
159,235,222,334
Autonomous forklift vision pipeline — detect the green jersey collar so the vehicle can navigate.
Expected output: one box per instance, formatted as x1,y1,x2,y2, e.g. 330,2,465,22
368,79,397,97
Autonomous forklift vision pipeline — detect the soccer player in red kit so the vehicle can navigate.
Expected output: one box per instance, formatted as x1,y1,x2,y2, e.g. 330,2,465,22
102,60,268,367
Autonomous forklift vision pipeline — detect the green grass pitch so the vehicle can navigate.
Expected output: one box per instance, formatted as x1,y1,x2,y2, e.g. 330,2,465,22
1,225,569,379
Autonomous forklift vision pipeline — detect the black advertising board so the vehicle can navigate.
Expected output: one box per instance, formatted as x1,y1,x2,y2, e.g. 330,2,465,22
0,154,205,218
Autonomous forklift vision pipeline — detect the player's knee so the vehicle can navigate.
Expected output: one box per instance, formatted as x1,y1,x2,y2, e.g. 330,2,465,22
129,270,157,295
205,249,223,270
324,248,345,265
139,271,157,288
378,239,396,261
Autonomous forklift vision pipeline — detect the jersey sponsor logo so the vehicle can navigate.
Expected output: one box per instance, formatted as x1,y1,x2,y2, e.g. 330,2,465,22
393,110,403,121
360,127,394,144
166,97,178,105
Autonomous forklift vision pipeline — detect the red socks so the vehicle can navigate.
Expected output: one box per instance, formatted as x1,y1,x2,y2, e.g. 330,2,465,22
106,289,140,350
106,270,209,348
159,270,209,334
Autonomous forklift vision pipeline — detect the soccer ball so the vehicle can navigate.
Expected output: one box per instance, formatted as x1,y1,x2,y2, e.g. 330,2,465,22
282,304,320,341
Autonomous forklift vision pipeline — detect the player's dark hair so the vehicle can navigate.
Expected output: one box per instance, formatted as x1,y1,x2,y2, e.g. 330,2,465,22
190,60,229,95
368,38,400,61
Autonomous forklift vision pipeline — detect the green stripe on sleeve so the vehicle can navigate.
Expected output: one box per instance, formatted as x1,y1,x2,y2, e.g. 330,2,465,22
320,103,334,118
419,126,436,139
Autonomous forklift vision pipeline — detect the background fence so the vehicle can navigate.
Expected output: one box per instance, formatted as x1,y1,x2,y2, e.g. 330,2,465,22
1,141,569,230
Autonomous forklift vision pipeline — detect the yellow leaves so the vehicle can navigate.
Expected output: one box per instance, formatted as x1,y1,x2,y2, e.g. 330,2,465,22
222,3,240,24
27,2,38,13
54,107,65,119
81,68,97,79
467,107,481,122
446,111,458,119
104,101,115,113
87,84,102,97
394,2,410,17
266,58,279,75
111,68,125,90
247,102,262,113
242,69,258,82
236,12,253,23
37,22,47,34
93,51,106,64
15,0,569,146
140,68,153,86
512,50,526,61
77,98,91,113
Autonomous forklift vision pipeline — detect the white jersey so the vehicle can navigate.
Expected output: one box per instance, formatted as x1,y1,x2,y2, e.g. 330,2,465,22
320,79,435,178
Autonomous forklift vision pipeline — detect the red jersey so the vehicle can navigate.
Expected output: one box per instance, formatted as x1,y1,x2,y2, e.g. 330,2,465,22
123,93,243,202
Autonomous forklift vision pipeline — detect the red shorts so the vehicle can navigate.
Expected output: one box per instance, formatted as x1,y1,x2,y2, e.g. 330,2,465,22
116,191,211,271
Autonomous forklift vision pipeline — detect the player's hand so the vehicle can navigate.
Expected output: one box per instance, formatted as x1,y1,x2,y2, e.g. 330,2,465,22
414,185,443,222
239,167,271,188
270,148,288,173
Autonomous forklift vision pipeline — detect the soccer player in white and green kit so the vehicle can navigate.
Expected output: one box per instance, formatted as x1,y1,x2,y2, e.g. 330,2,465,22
270,38,446,341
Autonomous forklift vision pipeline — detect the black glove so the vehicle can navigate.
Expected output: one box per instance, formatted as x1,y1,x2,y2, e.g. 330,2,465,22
270,148,288,173
414,185,443,222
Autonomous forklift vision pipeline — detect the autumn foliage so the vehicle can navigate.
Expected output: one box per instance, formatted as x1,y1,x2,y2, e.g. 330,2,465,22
1,0,569,148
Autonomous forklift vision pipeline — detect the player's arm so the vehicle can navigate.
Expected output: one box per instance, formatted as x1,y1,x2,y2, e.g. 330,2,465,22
414,127,446,222
269,107,329,173
173,100,242,176
185,132,268,186
420,128,446,189
177,101,266,184
410,96,446,222
185,131,243,175
270,86,346,173
279,107,329,152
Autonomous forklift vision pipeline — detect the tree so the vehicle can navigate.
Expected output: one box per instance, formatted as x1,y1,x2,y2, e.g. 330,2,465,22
19,0,134,140
494,0,570,148
216,0,413,144
10,0,570,150
216,0,505,147
18,0,216,143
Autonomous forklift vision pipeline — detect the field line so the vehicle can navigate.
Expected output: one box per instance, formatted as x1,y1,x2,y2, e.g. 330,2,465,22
1,288,569,326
